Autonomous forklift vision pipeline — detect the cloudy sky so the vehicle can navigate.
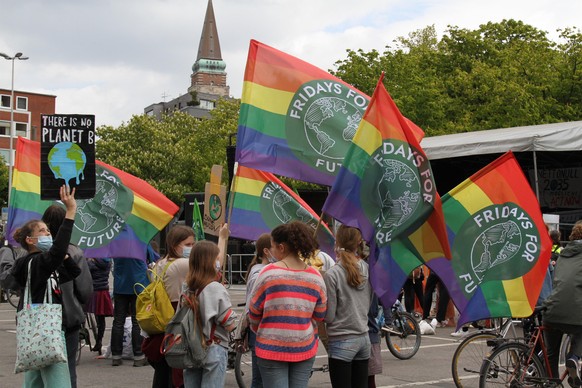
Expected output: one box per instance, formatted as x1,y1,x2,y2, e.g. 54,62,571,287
1,0,579,128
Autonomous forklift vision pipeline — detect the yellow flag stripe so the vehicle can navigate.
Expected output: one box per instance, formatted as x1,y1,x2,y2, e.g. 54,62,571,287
241,81,294,116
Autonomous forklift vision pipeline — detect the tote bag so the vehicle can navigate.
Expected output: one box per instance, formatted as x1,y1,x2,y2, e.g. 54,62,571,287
14,260,67,373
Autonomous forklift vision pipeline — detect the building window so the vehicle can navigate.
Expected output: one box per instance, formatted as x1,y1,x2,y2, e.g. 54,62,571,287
199,100,215,110
16,96,27,110
16,123,27,137
0,149,9,164
0,121,27,137
0,121,9,136
1,95,10,108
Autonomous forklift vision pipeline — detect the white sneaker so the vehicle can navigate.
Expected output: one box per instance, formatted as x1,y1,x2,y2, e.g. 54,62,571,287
451,329,468,337
430,318,437,330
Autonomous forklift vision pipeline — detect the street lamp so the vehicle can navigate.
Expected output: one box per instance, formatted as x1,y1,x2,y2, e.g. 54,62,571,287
0,52,29,206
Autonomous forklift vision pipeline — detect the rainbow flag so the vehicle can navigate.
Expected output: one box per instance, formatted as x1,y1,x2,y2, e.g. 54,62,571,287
322,74,449,307
228,165,335,256
236,40,423,186
6,137,179,261
429,151,552,326
367,195,451,307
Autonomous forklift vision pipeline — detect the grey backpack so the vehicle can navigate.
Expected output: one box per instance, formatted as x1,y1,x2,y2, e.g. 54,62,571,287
160,292,214,369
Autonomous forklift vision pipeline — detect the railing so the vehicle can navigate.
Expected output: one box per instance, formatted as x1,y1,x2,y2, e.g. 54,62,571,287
226,253,254,286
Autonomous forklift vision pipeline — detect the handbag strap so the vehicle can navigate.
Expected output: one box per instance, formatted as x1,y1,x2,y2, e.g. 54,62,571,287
23,258,53,307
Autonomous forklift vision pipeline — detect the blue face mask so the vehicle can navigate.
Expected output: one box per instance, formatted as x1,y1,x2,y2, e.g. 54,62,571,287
182,246,192,259
35,235,53,252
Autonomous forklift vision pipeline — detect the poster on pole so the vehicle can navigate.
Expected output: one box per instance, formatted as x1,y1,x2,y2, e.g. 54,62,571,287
40,114,96,199
203,165,227,236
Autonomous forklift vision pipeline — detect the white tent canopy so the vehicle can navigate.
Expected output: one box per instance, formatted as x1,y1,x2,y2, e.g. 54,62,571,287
420,121,582,160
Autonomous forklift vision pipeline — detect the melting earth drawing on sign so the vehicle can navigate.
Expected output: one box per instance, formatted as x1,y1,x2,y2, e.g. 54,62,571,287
48,142,87,186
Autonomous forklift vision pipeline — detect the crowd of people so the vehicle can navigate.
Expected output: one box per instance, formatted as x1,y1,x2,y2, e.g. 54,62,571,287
1,185,580,388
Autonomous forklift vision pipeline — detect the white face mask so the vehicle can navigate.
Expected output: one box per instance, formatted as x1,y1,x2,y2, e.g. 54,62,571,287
182,246,192,258
267,254,277,264
215,260,221,271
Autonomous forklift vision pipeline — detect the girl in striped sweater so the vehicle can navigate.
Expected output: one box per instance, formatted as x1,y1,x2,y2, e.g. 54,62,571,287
248,221,327,388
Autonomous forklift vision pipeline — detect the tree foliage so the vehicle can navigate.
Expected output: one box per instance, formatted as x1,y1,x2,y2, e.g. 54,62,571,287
96,98,239,205
0,155,8,208
331,20,582,136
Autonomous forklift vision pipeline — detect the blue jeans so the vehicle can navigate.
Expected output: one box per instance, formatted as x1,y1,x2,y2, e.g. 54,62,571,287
328,335,371,362
183,344,227,388
110,293,143,358
257,356,315,388
248,330,263,388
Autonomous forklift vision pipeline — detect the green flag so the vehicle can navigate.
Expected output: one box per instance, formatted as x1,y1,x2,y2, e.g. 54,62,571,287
193,198,205,241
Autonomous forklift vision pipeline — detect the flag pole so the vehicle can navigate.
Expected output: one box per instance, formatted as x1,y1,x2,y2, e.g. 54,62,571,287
220,163,239,285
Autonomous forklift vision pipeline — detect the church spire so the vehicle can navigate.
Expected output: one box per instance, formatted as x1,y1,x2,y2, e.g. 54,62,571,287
190,0,229,97
196,0,222,61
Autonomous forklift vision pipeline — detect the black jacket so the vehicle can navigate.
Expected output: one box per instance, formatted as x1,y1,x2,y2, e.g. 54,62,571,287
11,219,81,307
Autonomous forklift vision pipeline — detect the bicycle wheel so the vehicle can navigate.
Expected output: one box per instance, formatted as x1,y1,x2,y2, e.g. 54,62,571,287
479,342,546,388
234,348,253,388
452,332,499,388
6,289,19,308
85,313,98,348
385,310,421,360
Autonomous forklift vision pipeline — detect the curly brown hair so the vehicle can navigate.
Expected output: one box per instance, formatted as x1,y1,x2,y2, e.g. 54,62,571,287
569,221,582,241
271,221,318,259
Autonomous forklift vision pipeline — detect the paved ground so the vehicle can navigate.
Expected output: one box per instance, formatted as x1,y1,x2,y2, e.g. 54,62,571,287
0,285,484,387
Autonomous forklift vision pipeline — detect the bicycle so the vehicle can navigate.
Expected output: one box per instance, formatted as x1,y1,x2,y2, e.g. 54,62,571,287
77,312,98,364
3,287,20,308
479,310,570,388
380,300,422,360
452,317,520,388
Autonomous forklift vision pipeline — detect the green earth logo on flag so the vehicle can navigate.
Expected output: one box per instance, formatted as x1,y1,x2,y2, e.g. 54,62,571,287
48,142,87,185
286,80,368,175
452,203,540,295
259,182,317,229
209,194,222,221
361,140,435,247
73,166,133,249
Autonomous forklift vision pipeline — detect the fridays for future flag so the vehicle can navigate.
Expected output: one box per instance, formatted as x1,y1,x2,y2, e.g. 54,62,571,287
228,164,335,257
235,39,423,186
7,137,179,261
323,74,450,306
427,152,552,326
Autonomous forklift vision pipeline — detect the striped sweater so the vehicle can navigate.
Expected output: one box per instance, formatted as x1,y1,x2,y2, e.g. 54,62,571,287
248,264,327,362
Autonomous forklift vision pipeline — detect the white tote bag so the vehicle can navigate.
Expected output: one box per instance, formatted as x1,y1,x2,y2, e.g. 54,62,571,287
14,260,67,373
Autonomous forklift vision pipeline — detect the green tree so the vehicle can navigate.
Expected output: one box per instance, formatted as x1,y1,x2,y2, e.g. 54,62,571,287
0,155,8,208
96,98,240,205
331,20,582,135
